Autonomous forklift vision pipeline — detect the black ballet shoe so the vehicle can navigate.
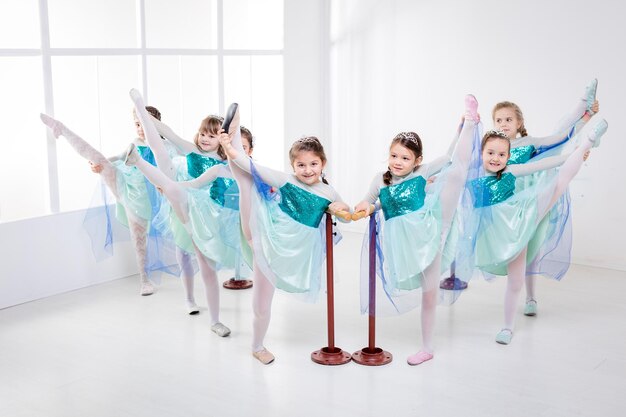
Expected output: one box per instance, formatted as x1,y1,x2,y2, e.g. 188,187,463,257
222,103,239,133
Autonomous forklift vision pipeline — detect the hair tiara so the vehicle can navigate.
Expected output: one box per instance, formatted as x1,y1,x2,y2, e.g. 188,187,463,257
297,136,319,144
484,130,509,139
397,132,420,145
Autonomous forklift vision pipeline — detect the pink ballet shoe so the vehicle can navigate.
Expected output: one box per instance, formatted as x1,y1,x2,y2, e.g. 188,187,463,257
40,113,64,138
253,348,275,365
407,351,433,366
464,94,479,122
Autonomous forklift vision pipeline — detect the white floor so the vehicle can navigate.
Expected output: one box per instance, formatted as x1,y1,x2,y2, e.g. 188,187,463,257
1,231,625,417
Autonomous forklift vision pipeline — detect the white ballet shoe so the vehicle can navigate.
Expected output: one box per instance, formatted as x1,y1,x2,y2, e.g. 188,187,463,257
211,322,231,337
585,78,598,115
124,143,140,166
129,88,145,106
587,118,608,148
40,113,64,138
140,280,155,296
185,301,200,315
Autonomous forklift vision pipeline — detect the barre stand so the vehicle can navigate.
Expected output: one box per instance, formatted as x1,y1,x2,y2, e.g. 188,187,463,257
352,212,392,366
311,213,351,365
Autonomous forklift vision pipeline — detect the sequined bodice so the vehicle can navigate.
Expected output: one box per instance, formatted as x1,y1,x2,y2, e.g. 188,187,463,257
379,176,426,220
470,173,516,207
507,145,535,165
278,183,330,228
210,177,238,209
186,153,224,179
137,146,156,166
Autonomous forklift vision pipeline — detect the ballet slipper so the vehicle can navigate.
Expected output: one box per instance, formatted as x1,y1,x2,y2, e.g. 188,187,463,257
222,103,239,134
587,118,607,148
253,348,275,365
585,79,598,115
40,113,64,138
407,351,433,366
464,94,479,122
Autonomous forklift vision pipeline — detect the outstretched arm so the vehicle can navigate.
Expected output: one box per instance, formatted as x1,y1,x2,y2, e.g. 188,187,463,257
507,154,569,177
351,176,381,220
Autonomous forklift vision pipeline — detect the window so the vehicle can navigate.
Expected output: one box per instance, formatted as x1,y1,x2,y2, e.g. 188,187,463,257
0,0,284,223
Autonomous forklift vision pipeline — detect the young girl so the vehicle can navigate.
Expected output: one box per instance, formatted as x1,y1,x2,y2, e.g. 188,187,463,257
492,80,599,316
218,104,351,364
442,80,600,302
351,95,480,366
40,108,180,296
466,119,607,344
127,89,245,336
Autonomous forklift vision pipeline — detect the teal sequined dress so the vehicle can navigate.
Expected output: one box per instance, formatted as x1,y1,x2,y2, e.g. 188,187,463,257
378,175,442,291
507,144,572,280
113,145,163,227
249,166,333,300
470,170,560,276
178,152,244,268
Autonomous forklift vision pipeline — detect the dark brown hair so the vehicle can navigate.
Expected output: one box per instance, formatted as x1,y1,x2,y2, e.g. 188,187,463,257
383,132,423,185
481,131,511,180
241,126,253,152
289,136,328,184
145,106,161,121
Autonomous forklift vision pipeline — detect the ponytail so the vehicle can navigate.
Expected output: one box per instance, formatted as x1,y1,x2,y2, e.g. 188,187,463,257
383,169,392,186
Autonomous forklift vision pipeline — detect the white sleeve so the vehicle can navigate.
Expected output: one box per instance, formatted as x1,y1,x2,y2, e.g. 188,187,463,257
230,153,288,188
507,154,568,177
360,175,382,204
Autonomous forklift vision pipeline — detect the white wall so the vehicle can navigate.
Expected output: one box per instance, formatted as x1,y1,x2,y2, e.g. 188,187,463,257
284,0,329,166
0,210,137,309
329,0,626,271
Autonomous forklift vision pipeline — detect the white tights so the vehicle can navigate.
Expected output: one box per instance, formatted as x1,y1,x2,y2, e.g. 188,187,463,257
507,135,594,330
416,115,477,353
43,116,152,286
251,256,275,352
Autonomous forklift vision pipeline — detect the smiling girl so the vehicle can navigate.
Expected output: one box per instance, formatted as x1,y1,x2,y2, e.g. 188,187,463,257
352,94,480,366
126,90,250,337
467,119,607,345
219,106,350,364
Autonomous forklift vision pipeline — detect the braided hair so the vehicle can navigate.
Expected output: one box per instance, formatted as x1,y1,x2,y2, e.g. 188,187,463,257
383,132,423,185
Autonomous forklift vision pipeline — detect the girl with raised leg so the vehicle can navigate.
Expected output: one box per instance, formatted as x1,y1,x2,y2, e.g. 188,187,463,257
219,105,351,364
351,95,480,365
466,119,607,344
128,90,243,336
40,108,175,296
